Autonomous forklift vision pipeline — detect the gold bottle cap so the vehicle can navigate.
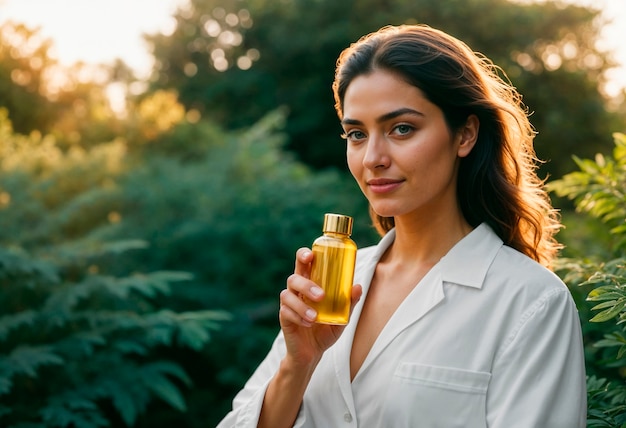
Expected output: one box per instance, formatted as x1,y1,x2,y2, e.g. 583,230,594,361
323,213,353,236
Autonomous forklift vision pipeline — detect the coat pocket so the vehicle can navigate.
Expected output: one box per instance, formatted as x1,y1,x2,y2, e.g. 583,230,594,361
382,362,491,428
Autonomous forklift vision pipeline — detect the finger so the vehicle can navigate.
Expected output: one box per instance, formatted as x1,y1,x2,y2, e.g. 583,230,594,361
279,301,312,327
294,247,314,278
286,273,325,302
280,288,317,325
349,284,363,312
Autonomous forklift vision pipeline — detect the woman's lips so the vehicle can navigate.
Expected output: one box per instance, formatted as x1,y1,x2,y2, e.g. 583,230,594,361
366,178,404,194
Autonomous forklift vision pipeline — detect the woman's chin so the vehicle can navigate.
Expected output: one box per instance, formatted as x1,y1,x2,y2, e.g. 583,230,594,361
369,205,401,219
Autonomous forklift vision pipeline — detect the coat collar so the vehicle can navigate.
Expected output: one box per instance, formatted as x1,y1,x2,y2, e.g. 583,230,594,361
333,222,504,389
439,222,503,289
358,222,503,290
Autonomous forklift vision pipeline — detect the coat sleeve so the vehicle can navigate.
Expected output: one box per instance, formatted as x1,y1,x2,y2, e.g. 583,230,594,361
216,331,287,428
487,287,587,427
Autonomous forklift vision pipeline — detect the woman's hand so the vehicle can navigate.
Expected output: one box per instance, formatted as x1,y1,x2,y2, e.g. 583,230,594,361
258,248,362,428
279,247,362,369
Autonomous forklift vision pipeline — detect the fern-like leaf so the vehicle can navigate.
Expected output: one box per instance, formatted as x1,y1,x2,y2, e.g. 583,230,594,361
0,248,60,288
116,270,193,298
0,310,37,341
3,345,64,377
40,394,109,428
140,361,190,412
176,310,231,350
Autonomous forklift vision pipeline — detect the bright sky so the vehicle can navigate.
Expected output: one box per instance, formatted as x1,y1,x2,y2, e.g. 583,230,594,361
0,0,186,79
0,0,625,94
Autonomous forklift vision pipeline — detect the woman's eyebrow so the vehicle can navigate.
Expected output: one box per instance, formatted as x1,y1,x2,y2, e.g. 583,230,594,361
376,108,424,123
341,107,424,126
340,118,363,126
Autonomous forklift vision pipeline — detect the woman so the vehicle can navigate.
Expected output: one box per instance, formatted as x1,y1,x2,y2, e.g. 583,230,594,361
217,24,586,427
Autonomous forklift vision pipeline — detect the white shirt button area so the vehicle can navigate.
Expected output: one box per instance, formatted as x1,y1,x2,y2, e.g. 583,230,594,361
344,412,353,422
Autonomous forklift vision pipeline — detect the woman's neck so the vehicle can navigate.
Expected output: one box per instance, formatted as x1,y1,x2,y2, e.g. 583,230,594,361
385,213,473,267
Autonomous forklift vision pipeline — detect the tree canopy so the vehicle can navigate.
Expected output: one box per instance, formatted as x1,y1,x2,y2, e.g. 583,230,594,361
146,0,624,178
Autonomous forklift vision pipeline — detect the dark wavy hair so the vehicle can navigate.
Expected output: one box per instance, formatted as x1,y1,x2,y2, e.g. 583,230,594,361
332,24,561,267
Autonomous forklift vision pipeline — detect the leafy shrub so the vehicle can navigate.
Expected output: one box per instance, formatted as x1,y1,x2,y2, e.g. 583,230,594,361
95,110,376,426
549,132,626,427
0,107,376,426
0,244,229,427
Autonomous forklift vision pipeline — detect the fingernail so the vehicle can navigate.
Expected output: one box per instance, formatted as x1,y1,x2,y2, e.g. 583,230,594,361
305,309,317,321
310,286,323,297
303,251,311,258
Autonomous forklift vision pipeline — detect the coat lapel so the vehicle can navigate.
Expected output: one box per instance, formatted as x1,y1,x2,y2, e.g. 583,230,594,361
331,233,389,413
330,224,501,396
353,262,445,381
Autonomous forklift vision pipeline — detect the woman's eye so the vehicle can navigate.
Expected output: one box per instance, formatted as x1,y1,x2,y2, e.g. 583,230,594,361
343,130,367,141
393,124,414,136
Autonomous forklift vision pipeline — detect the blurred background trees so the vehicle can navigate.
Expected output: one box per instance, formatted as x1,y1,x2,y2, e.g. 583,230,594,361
1,0,625,426
146,0,624,178
0,22,59,133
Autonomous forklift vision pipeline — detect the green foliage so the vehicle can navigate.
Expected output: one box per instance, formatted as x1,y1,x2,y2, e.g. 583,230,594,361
0,110,236,426
550,133,626,427
88,110,374,426
551,133,626,248
0,105,375,426
147,0,623,177
586,376,626,428
0,245,229,427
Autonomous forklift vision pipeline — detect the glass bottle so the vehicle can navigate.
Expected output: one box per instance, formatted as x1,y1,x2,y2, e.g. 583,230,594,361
307,213,357,325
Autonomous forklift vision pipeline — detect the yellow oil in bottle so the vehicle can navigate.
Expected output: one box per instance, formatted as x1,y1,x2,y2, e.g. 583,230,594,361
307,214,357,325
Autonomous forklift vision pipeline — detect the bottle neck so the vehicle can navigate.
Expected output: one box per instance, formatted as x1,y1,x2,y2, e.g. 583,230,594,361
324,231,350,238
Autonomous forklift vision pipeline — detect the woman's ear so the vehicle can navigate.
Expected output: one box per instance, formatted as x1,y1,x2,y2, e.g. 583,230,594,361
457,114,479,158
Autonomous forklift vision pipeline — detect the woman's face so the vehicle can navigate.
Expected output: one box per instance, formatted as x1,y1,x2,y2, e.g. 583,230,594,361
342,70,477,222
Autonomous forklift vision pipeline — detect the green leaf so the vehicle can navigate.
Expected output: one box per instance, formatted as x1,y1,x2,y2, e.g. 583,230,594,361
595,339,624,348
175,310,231,350
588,285,626,301
54,239,149,262
112,339,148,356
0,310,37,341
115,271,192,299
616,345,626,359
53,332,107,357
0,248,60,288
110,382,139,426
43,279,99,313
0,376,12,396
591,300,626,322
5,345,64,377
40,391,106,428
141,366,187,412
591,300,624,311
145,361,192,387
176,320,210,350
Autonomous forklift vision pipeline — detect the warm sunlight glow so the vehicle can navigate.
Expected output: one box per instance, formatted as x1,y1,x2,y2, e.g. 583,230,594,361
0,0,624,95
0,0,188,79
511,0,626,97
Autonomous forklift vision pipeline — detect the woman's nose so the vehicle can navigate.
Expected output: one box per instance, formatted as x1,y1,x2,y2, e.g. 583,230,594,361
362,135,390,169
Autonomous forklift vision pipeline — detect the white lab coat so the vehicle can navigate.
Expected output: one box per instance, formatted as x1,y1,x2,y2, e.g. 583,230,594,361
217,223,587,427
